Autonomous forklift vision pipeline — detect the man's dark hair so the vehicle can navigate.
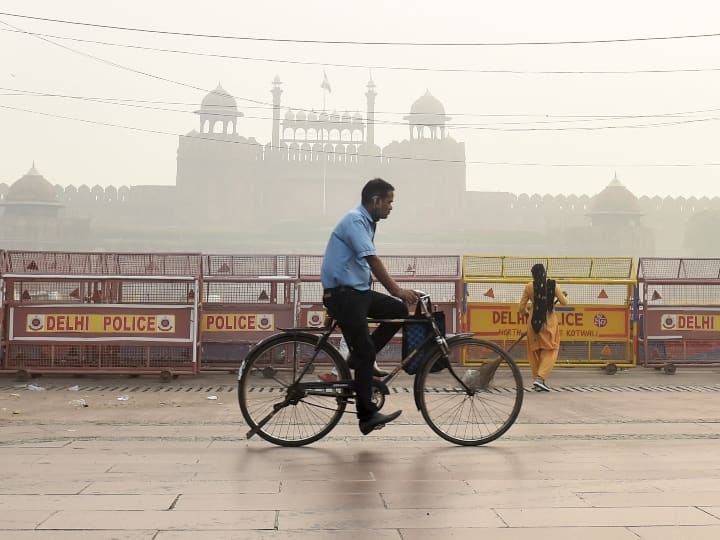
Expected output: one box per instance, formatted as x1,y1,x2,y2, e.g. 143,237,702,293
361,178,394,204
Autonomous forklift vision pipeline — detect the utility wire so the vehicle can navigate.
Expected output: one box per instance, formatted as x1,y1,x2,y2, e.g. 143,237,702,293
5,19,719,129
4,27,720,75
0,18,272,110
4,87,720,128
2,11,720,47
3,102,720,168
3,92,717,131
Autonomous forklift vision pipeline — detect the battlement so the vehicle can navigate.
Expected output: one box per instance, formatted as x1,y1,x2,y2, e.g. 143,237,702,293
2,181,719,213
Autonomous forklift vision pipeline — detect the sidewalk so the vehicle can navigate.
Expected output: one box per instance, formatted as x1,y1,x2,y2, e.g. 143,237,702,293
0,366,719,539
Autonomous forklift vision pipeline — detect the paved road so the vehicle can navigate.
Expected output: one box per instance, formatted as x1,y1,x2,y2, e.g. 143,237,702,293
1,367,720,539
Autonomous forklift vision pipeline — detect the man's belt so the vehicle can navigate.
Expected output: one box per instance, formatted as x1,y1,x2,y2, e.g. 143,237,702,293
323,286,365,298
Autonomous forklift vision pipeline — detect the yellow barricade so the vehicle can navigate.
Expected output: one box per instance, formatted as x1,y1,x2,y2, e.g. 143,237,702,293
462,256,636,372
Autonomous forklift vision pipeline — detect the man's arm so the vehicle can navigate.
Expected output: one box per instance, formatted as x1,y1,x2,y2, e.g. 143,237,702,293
367,255,419,304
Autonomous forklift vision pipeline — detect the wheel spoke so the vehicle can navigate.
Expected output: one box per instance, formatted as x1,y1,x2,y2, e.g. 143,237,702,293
417,338,523,445
238,334,350,446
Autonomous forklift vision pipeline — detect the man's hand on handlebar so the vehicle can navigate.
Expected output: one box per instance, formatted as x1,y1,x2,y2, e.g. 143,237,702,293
394,288,419,305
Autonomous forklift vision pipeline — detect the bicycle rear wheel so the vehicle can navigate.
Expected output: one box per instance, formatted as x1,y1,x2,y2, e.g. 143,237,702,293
238,333,351,447
414,337,523,446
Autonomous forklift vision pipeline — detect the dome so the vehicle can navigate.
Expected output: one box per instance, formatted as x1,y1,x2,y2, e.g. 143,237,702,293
197,83,243,117
5,164,60,204
296,110,307,121
588,174,641,215
405,90,450,124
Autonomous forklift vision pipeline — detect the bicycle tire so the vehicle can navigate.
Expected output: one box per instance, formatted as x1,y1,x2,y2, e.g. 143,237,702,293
414,336,524,446
238,332,351,447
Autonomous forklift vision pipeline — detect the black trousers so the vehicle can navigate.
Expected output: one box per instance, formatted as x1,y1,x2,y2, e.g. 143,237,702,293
323,287,408,421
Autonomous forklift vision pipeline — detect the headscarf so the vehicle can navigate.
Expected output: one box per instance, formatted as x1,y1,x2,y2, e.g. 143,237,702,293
530,263,557,333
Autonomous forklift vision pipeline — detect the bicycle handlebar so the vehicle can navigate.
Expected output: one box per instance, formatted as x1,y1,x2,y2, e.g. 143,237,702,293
413,290,432,315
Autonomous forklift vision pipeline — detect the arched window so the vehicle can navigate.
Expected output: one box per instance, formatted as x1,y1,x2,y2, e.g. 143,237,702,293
335,144,346,163
288,142,299,161
347,144,357,163
312,143,323,161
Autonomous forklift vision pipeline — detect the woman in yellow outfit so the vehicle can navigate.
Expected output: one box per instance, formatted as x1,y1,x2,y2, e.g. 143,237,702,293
518,263,568,391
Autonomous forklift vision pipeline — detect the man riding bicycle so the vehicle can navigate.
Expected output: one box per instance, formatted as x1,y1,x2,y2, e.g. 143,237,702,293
320,178,418,435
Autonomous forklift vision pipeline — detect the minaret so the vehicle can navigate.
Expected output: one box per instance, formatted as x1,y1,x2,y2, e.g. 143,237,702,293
365,78,377,147
271,75,283,150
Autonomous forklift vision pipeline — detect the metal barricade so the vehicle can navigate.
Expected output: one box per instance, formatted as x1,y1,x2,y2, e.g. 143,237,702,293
199,255,298,371
637,258,720,373
2,251,200,379
298,255,462,363
463,256,635,372
0,250,6,370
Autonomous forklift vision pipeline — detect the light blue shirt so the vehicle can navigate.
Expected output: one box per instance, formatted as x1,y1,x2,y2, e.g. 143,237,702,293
320,205,376,291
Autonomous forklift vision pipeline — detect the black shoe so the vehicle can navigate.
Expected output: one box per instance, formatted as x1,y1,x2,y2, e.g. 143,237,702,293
347,357,388,378
373,366,389,377
359,410,402,435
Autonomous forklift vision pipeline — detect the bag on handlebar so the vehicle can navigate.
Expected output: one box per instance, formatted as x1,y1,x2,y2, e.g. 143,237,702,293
402,301,448,375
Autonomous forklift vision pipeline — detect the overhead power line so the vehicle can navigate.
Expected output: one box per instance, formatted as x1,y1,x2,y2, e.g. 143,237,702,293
2,11,720,47
5,17,720,132
4,86,720,130
3,102,720,168
0,17,277,111
4,27,720,75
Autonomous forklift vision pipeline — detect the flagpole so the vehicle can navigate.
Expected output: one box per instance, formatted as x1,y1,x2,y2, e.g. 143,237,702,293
322,86,327,216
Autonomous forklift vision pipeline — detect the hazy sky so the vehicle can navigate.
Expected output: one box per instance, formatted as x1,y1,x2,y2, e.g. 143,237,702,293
2,0,720,198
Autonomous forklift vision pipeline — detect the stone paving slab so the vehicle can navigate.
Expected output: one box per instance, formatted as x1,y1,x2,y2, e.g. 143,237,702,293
155,532,403,540
0,533,155,540
0,494,175,511
400,528,641,540
1,369,720,538
39,509,277,530
498,506,719,527
278,507,504,529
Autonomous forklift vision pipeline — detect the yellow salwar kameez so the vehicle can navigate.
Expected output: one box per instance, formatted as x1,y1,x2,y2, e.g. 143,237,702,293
518,282,568,380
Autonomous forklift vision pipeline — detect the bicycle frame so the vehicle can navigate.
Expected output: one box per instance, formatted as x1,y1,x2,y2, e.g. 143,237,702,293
253,294,467,392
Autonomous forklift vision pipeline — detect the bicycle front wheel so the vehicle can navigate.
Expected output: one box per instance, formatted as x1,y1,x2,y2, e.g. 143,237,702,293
414,337,524,446
238,333,351,447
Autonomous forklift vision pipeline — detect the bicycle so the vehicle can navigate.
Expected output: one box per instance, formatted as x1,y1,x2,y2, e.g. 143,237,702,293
237,293,524,447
